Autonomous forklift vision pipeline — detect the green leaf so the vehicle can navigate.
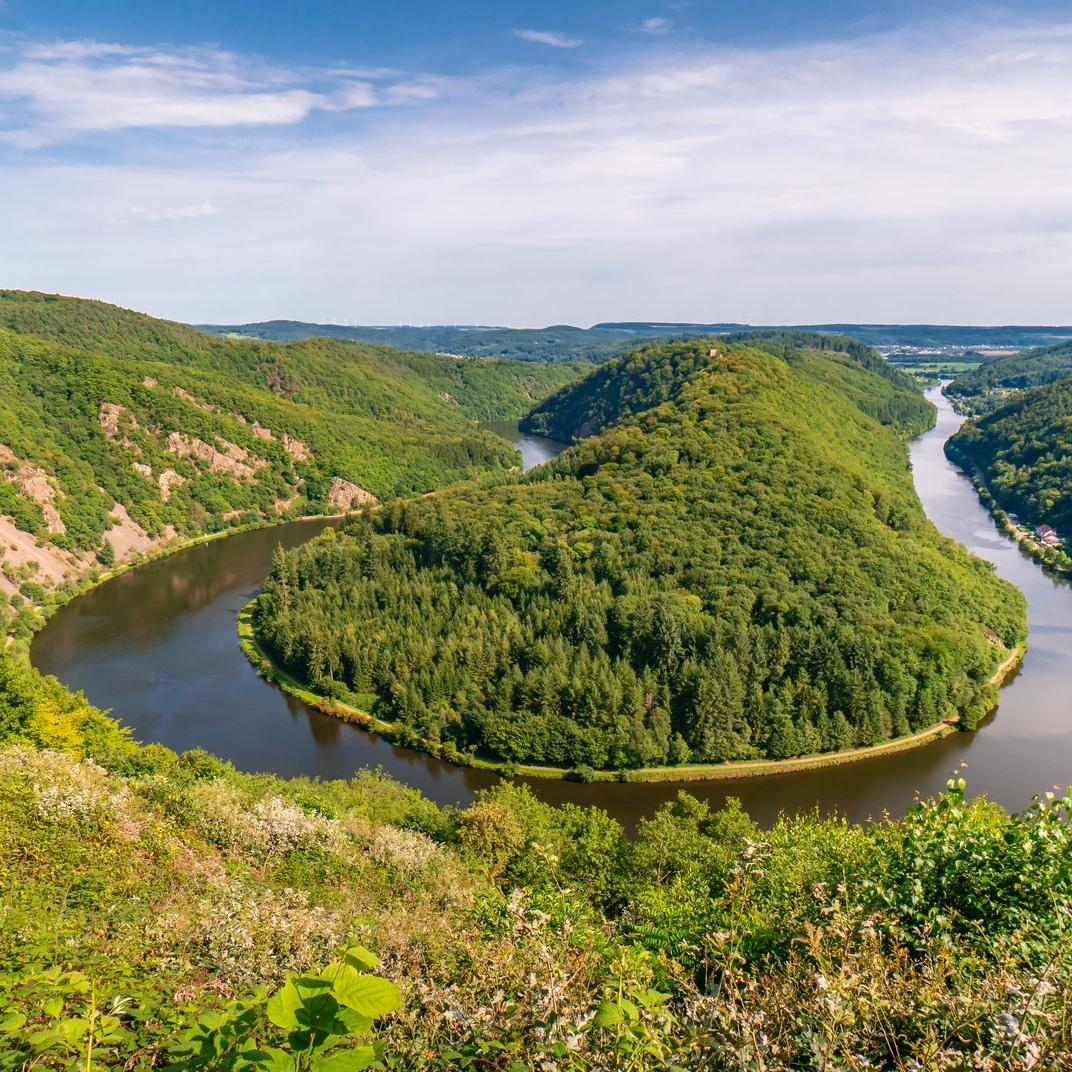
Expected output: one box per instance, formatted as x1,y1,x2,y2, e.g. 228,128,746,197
341,945,380,972
266,977,331,1031
0,1013,27,1035
330,973,401,1019
591,1000,624,1029
43,997,64,1018
236,1048,297,1072
310,1045,377,1072
295,993,347,1035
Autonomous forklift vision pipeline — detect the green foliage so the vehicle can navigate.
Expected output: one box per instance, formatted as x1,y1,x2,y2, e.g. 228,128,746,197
255,340,1024,769
946,377,1072,538
168,945,400,1071
949,338,1072,397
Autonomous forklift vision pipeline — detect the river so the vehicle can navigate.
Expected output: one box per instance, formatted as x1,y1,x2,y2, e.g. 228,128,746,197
31,390,1072,826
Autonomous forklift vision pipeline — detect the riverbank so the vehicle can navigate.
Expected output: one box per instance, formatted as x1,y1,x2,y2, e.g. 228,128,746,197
240,595,1026,785
9,510,350,652
942,449,1072,583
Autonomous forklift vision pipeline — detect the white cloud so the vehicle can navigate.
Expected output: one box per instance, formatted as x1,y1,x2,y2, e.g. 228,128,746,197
125,200,217,224
4,19,1072,324
640,17,674,34
0,38,430,145
513,29,584,49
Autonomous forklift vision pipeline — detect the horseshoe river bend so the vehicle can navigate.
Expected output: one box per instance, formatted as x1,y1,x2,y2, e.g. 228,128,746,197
31,395,1072,827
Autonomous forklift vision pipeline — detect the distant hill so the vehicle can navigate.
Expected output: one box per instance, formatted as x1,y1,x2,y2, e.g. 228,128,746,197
0,291,583,633
200,317,1072,361
522,330,932,443
196,320,642,364
946,339,1072,398
600,322,1072,349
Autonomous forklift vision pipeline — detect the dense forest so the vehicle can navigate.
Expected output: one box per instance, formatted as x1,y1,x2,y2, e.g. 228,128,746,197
255,338,1025,772
3,622,1071,1068
0,292,582,627
946,377,1072,538
947,339,1072,397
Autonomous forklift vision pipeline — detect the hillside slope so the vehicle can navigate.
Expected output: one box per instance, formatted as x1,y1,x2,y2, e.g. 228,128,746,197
946,378,1072,541
256,340,1024,771
0,292,581,633
196,318,641,363
522,331,932,442
947,339,1072,399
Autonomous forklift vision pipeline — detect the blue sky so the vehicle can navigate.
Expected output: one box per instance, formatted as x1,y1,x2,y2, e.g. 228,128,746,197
1,2,1071,324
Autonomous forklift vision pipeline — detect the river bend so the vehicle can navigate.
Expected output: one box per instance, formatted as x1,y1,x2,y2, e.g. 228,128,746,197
32,394,1072,826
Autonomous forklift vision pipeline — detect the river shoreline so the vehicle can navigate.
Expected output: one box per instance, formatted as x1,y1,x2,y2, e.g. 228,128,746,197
240,594,1026,785
32,389,1062,826
10,510,349,653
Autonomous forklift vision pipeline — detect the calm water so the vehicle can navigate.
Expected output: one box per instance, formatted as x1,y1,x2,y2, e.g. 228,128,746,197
31,396,1072,825
481,420,566,470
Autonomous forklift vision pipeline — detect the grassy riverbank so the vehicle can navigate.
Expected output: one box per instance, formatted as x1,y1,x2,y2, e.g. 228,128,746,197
240,596,1025,784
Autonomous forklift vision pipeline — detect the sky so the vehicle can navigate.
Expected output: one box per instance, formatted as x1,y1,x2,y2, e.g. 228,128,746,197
2,1,1072,326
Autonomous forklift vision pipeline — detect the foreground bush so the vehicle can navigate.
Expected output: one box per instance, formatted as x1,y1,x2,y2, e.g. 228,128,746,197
1,651,1071,1068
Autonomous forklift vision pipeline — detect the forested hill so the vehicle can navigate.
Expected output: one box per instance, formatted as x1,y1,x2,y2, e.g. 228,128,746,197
946,378,1072,539
256,339,1024,772
200,316,1072,357
0,291,582,420
0,291,582,633
522,331,932,443
196,319,641,364
946,339,1072,398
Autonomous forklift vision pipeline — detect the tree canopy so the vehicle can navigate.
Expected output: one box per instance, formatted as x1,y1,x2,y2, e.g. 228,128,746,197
256,339,1025,771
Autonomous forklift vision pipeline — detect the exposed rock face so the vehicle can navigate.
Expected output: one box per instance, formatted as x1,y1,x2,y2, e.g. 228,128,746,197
0,515,88,590
142,377,158,388
98,402,125,440
252,421,274,441
99,402,141,453
132,462,153,480
172,386,218,412
102,503,154,559
0,444,67,535
282,433,310,461
166,433,264,480
158,469,185,501
326,477,377,512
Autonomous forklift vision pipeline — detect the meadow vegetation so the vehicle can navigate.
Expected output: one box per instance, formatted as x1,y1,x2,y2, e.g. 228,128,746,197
1,646,1071,1069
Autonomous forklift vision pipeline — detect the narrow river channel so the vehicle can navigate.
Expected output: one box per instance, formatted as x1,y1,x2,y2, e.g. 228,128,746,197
31,391,1072,826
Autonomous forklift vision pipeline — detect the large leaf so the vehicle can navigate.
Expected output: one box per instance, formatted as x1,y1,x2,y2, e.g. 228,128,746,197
235,1048,297,1072
310,1046,377,1072
266,978,331,1031
591,1000,624,1029
330,973,401,1019
340,945,380,971
295,993,348,1035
